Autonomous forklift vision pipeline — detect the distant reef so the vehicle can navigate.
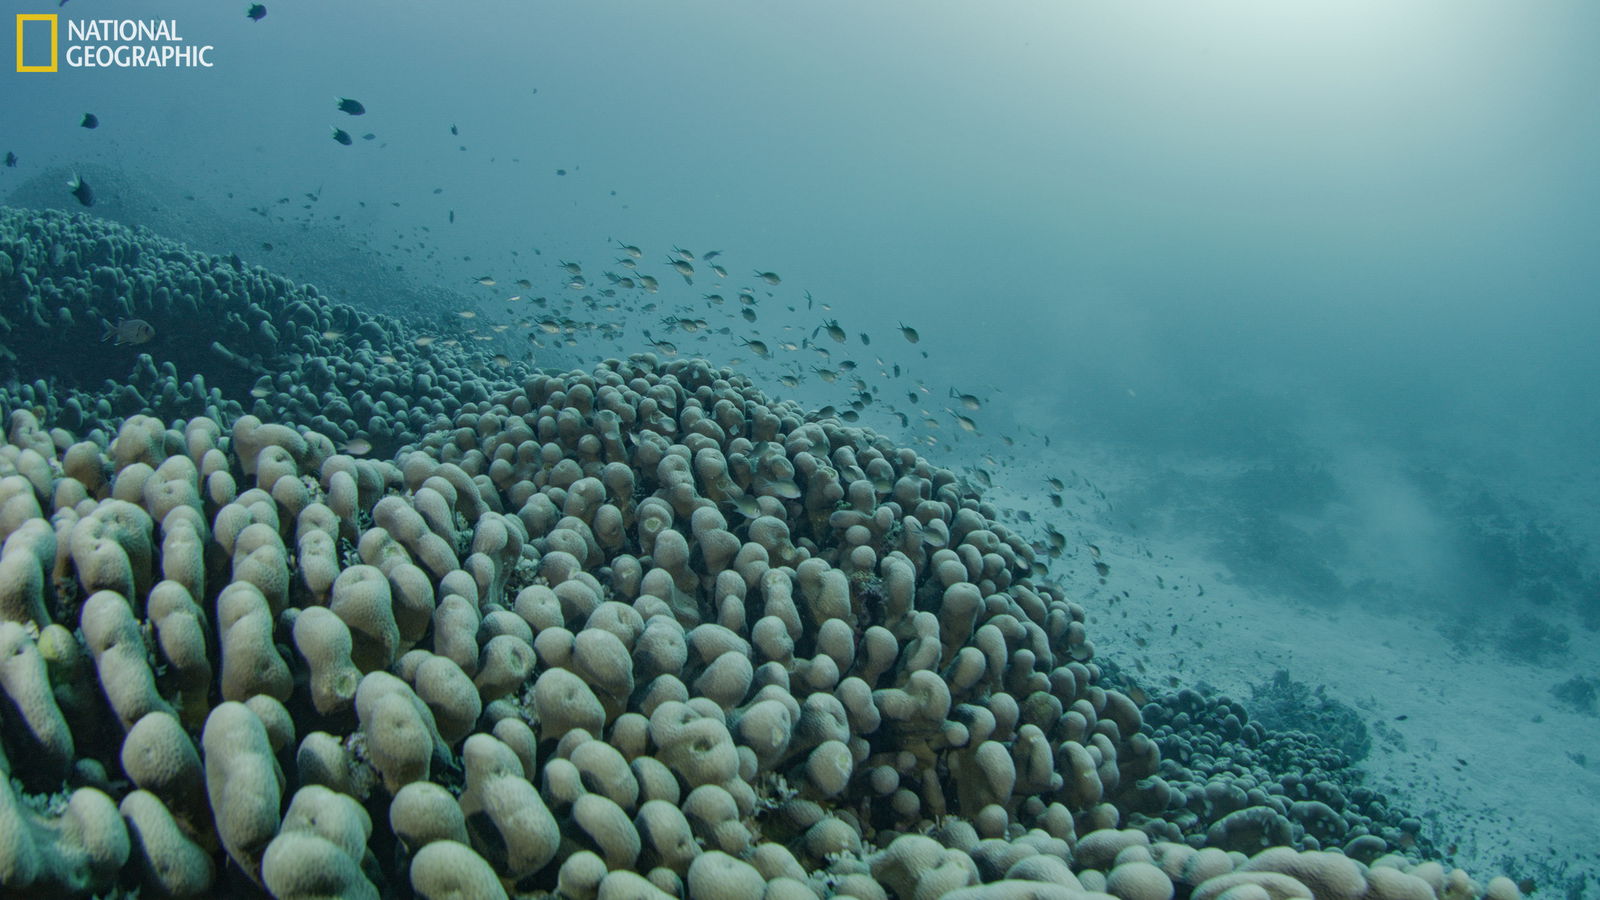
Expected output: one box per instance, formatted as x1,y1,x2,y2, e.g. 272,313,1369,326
4,163,474,317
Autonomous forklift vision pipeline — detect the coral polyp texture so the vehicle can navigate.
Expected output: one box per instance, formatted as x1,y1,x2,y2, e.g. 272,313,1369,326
0,207,1525,898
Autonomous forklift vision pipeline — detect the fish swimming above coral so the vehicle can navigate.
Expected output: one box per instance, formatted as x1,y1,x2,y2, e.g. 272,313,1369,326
101,317,154,345
67,173,94,207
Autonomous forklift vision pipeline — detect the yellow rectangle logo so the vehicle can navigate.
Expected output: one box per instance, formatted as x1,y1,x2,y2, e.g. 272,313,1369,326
16,14,57,73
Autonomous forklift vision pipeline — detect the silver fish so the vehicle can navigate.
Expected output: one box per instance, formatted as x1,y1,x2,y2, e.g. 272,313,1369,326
101,318,154,345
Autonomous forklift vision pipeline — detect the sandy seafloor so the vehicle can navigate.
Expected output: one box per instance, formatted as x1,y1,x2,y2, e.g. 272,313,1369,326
984,440,1600,893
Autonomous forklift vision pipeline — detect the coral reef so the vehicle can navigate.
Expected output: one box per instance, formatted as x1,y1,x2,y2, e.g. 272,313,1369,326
1128,681,1432,858
0,205,518,459
0,207,1536,898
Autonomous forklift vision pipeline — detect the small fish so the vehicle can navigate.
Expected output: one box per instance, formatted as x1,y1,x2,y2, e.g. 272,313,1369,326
672,245,695,261
560,260,583,275
67,173,94,207
1047,477,1064,490
492,353,512,368
947,409,979,433
638,275,658,292
898,322,920,343
702,250,722,260
754,270,781,285
823,320,846,343
614,239,643,258
336,98,365,116
450,123,458,135
741,338,770,358
3,152,15,167
642,331,678,355
456,310,477,319
362,133,376,141
949,388,981,411
376,354,397,364
473,275,497,286
515,279,533,289
321,329,345,340
101,318,154,345
740,308,756,323
709,264,728,279
859,332,870,345
413,335,436,347
331,127,353,145
341,437,372,456
246,3,266,21
670,259,694,279
80,113,98,129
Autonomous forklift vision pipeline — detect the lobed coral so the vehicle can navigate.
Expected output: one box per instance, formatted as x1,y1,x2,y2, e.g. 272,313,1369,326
0,208,1538,898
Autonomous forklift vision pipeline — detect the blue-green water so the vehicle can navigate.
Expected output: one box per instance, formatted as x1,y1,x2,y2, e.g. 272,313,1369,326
5,0,1597,889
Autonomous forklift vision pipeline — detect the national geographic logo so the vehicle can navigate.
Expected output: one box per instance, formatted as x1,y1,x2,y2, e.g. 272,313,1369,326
15,14,55,72
16,14,215,72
